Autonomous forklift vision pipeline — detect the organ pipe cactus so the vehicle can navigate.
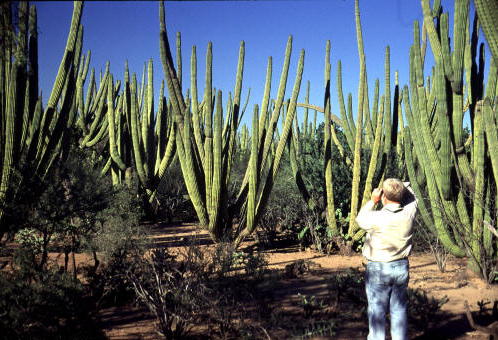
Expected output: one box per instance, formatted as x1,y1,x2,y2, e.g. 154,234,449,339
473,0,498,60
107,74,127,172
346,0,366,237
0,1,84,234
323,40,338,236
237,48,305,245
79,63,111,148
337,60,355,150
344,1,403,242
159,1,305,243
288,0,401,245
74,53,176,204
404,0,497,279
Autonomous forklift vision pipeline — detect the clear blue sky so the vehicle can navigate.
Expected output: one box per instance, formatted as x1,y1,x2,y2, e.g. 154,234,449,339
34,0,482,128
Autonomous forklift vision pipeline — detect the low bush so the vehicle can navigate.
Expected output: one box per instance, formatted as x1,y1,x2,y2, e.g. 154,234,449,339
128,247,209,339
127,241,269,339
0,141,149,336
155,160,197,223
408,289,449,331
83,183,148,308
0,249,105,340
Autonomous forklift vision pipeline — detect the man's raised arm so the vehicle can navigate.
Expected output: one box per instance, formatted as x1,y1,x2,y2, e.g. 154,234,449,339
402,182,418,216
356,188,382,231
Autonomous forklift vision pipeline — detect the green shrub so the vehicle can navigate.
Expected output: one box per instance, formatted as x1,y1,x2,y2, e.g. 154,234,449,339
5,144,115,272
2,139,149,333
127,241,269,339
128,247,211,339
0,251,105,340
263,123,354,250
83,182,148,308
408,289,449,330
292,319,336,339
297,293,326,319
155,160,197,223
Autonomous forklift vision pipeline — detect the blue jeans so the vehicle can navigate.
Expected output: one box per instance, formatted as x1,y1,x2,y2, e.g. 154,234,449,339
365,259,409,340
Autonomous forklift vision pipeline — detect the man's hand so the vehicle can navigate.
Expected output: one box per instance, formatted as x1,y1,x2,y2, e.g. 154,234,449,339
371,188,382,204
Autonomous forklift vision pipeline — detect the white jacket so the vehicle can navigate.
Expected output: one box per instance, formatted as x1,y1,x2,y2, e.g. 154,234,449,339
356,185,418,262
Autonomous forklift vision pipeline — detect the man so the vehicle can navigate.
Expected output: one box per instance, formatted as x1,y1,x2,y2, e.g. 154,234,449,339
356,178,418,340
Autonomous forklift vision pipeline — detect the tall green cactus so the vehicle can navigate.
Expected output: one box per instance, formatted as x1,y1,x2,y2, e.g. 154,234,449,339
473,0,498,60
159,1,305,243
349,46,398,242
323,40,339,236
347,0,367,238
404,0,497,279
76,56,176,202
237,48,305,245
1,1,84,234
288,0,401,246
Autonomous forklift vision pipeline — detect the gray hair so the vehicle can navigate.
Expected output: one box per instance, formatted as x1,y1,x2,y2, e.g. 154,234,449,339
382,178,406,202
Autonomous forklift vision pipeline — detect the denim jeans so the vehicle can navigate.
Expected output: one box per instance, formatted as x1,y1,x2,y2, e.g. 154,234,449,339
365,259,409,340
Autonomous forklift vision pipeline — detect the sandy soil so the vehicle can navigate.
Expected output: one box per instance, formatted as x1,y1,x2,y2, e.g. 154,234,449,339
96,223,497,340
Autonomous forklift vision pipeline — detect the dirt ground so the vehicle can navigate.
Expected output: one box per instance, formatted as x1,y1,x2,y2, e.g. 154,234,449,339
96,224,498,340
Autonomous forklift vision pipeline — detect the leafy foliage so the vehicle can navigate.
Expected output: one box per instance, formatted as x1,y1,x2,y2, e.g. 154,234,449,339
0,138,147,336
2,144,115,271
155,159,197,223
0,250,106,340
83,183,147,308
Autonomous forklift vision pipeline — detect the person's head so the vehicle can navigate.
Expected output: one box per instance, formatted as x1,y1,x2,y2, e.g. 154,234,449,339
381,178,406,204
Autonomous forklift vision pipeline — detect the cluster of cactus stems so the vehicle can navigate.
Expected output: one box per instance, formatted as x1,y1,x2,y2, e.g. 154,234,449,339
0,2,84,234
159,1,307,243
404,0,497,276
288,0,402,242
1,1,179,234
77,56,176,202
338,0,402,241
473,0,498,60
1,0,497,263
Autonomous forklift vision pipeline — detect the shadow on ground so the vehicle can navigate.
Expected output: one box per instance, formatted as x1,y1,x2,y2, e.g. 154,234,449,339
99,224,494,339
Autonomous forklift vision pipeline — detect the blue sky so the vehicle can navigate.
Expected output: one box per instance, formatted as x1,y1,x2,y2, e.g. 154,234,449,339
34,0,478,128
